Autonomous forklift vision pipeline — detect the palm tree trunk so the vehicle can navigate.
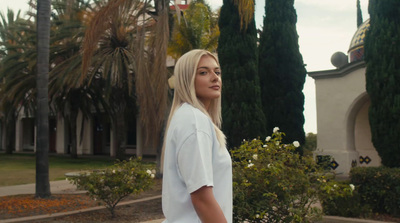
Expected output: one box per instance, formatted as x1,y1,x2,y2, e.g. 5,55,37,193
35,0,51,198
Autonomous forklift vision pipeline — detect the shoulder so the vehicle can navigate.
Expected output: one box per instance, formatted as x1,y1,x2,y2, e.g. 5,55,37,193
175,103,209,123
170,103,213,134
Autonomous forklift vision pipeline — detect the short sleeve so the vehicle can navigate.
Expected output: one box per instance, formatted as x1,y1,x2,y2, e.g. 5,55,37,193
177,130,214,194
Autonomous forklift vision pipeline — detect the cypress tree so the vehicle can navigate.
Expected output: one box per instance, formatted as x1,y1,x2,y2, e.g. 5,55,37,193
258,0,306,151
365,0,400,167
357,0,363,27
217,0,266,148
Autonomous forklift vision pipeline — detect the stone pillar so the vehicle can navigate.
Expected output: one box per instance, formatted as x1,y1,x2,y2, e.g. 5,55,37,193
110,126,116,157
15,117,23,152
136,118,143,157
55,114,66,154
77,111,93,155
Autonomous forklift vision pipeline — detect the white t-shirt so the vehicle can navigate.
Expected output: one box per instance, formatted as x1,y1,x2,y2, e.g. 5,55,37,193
162,103,233,223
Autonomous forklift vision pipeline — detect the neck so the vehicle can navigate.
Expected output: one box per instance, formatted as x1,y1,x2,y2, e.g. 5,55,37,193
202,101,210,110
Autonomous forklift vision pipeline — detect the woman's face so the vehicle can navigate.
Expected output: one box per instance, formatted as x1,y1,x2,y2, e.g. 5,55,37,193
194,55,222,109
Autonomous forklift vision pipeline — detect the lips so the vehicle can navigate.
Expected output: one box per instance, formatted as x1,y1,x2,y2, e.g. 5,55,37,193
210,85,220,90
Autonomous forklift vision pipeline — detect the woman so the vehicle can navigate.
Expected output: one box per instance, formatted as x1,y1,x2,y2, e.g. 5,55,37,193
162,49,232,223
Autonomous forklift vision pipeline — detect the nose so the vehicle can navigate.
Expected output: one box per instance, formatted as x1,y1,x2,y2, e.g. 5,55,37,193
211,71,219,82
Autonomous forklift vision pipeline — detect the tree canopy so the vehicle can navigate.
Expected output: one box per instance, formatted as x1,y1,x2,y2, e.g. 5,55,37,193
258,0,306,151
365,0,400,167
218,0,266,148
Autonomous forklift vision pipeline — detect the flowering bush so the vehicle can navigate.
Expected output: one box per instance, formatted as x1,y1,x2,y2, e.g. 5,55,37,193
231,129,345,222
318,181,369,218
68,157,154,218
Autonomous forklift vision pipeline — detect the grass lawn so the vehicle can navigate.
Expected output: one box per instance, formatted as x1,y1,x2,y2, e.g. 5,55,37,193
0,153,122,186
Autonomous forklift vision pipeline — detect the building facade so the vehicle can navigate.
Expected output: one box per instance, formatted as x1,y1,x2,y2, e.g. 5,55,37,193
309,19,381,176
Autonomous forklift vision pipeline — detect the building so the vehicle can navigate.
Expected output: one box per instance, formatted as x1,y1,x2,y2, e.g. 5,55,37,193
308,19,381,176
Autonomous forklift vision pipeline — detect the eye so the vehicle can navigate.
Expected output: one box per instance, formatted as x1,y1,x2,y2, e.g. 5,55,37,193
198,70,208,75
215,70,221,76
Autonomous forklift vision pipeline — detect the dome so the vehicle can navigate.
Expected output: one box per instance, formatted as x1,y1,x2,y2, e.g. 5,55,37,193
348,19,370,63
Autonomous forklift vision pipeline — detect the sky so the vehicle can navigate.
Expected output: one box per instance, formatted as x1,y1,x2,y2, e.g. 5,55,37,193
0,0,370,134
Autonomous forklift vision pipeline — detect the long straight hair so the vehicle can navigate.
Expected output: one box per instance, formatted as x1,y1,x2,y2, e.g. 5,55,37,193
161,49,226,168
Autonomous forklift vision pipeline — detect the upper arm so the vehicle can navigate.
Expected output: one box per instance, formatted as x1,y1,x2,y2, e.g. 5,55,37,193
177,131,214,193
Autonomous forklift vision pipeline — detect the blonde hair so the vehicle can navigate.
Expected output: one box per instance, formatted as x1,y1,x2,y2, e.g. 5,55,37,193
161,50,226,168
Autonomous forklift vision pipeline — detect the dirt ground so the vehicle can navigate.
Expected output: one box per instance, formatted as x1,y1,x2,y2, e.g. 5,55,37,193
34,197,164,223
1,179,164,222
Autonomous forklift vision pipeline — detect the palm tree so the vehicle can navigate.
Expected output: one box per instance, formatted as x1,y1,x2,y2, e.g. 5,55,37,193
49,0,105,158
232,0,254,30
81,0,169,161
168,0,219,59
0,9,39,155
0,9,22,154
35,0,51,198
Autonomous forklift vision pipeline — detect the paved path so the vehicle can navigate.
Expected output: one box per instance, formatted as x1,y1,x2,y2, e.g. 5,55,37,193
0,180,83,197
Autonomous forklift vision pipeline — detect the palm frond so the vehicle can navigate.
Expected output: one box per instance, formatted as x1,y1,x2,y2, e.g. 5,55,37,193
232,0,254,30
135,3,169,146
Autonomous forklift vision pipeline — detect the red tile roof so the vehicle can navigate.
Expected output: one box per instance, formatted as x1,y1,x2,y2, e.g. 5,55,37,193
170,4,189,10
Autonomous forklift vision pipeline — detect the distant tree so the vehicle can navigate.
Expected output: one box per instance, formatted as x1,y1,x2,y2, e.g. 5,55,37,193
258,0,306,153
357,0,363,27
218,0,266,148
303,132,317,156
365,0,400,167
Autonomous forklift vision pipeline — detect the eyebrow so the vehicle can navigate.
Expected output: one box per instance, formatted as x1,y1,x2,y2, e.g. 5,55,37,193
197,66,220,70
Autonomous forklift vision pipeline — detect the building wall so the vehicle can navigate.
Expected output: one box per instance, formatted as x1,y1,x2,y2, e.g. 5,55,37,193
354,100,381,167
314,66,366,152
311,62,381,175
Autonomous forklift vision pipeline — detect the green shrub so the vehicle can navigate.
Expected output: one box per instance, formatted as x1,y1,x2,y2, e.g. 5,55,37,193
351,166,400,216
231,129,329,223
318,181,370,218
69,157,154,218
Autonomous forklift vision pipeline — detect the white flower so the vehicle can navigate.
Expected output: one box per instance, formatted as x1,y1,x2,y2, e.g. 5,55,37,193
293,141,300,148
334,184,338,188
265,136,271,141
243,139,246,142
112,169,116,174
255,214,260,218
273,127,279,133
267,164,271,168
272,206,278,211
350,184,355,191
247,163,254,168
252,154,258,160
146,169,152,175
150,174,155,179
275,141,279,146
263,144,268,148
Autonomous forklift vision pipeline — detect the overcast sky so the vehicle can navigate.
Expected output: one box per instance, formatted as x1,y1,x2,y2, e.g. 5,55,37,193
0,0,370,134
